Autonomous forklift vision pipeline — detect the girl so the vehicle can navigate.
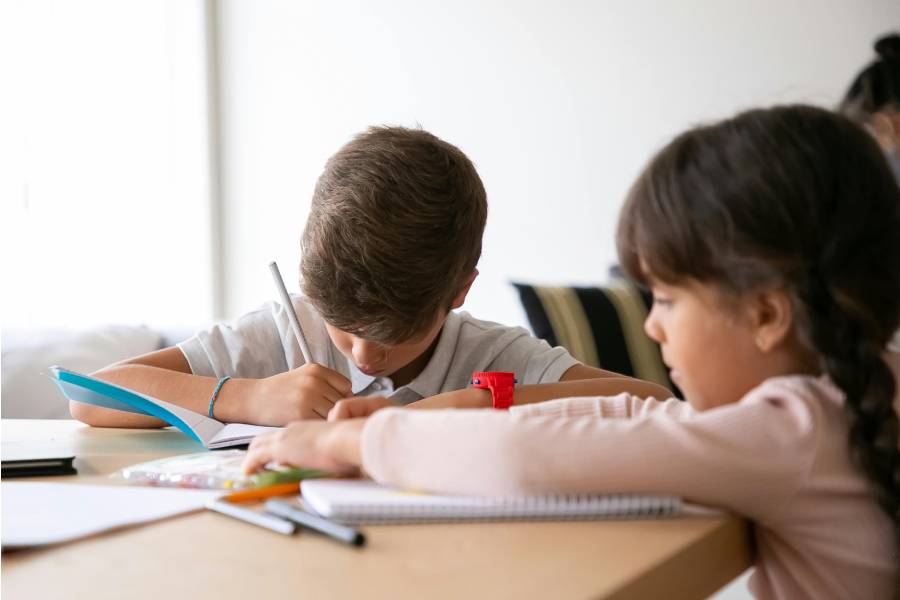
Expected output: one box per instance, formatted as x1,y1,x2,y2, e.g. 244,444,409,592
840,32,900,183
244,105,900,599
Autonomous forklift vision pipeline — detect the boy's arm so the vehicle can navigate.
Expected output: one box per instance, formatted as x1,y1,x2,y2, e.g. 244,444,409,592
327,365,672,419
407,364,672,410
69,347,351,428
70,347,224,428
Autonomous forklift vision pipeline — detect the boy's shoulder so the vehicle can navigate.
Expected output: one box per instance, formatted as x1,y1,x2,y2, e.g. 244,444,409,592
452,310,534,342
442,310,574,366
421,311,577,391
178,294,341,379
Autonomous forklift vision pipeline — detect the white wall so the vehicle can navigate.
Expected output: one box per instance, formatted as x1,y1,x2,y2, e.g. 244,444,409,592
216,0,899,329
2,0,213,331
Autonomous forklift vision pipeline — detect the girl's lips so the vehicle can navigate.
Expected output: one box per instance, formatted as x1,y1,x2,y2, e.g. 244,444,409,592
669,369,681,383
358,366,384,376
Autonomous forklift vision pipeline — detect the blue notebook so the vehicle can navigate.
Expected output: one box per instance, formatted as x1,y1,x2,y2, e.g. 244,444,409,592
51,367,277,449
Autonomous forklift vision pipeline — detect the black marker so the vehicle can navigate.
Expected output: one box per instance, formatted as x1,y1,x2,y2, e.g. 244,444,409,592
265,498,366,547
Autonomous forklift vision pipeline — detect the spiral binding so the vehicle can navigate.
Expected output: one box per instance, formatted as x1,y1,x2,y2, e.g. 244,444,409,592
308,488,682,525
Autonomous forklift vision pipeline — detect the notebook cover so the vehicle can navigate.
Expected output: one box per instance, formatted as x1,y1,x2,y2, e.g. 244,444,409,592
50,367,211,445
50,367,278,450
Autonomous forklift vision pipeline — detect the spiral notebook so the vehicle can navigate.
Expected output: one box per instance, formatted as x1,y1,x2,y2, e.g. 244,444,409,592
300,479,682,525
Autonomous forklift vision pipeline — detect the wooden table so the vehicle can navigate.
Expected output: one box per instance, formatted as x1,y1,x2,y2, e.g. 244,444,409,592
1,420,752,599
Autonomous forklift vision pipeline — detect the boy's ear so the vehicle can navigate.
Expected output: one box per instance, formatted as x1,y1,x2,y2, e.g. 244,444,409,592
746,288,794,353
449,269,479,310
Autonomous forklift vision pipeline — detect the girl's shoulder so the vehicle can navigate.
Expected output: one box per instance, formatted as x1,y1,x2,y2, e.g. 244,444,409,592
737,373,846,433
738,354,900,443
746,351,900,416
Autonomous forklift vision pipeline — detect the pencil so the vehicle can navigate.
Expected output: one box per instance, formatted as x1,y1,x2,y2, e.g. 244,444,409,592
269,260,313,365
207,498,296,535
265,498,365,547
223,482,300,503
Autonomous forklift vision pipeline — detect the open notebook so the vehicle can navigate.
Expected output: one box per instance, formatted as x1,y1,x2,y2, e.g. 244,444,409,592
300,479,683,524
51,367,277,449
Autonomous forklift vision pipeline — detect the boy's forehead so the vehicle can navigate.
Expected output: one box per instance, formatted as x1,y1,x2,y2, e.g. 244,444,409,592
326,309,447,346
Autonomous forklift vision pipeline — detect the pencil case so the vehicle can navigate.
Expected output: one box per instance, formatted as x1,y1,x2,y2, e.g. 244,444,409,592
114,450,255,490
114,451,333,490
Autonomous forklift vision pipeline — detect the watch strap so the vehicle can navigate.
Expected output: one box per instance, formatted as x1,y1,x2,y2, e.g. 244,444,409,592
470,371,516,410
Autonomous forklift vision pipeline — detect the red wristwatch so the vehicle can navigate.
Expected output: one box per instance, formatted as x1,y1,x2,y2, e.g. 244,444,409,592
470,372,517,410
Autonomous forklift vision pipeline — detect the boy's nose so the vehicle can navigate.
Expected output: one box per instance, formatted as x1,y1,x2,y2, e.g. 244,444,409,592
352,340,386,368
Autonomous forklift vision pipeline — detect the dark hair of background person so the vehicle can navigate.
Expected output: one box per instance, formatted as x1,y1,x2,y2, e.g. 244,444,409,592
840,33,900,123
301,126,487,344
617,105,900,584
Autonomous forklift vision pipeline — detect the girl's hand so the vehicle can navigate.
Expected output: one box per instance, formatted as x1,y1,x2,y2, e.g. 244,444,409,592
222,364,352,425
242,419,366,475
328,396,394,420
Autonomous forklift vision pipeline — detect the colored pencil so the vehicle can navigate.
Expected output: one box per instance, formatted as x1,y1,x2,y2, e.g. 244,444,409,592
224,482,300,503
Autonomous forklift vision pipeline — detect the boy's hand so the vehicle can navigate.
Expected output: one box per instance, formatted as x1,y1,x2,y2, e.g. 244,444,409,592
328,396,394,421
243,419,365,475
242,364,352,425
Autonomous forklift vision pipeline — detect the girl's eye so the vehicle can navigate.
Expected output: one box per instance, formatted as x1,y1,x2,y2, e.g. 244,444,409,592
652,295,673,306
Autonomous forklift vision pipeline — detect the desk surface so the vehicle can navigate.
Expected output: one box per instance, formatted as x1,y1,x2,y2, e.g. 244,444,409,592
2,419,752,600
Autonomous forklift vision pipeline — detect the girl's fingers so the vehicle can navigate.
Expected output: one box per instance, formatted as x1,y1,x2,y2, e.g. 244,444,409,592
243,434,275,473
328,396,387,420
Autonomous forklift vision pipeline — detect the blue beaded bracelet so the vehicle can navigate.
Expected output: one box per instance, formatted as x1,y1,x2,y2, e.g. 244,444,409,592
208,376,231,419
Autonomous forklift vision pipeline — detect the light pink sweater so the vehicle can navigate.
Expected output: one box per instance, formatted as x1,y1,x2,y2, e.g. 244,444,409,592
361,359,900,599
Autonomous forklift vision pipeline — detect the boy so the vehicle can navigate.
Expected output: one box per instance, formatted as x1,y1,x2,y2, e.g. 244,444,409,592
71,127,668,428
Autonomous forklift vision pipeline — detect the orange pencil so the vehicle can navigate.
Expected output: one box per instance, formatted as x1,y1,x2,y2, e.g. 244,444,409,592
224,482,300,503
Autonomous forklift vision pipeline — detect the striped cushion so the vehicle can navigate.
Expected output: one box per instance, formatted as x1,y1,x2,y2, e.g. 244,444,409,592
513,279,679,395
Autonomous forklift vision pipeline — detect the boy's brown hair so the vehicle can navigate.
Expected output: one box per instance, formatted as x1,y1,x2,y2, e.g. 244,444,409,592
300,126,488,344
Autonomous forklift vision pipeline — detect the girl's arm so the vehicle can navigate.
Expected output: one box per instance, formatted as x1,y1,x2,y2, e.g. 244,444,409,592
508,393,696,420
362,397,816,521
246,378,819,521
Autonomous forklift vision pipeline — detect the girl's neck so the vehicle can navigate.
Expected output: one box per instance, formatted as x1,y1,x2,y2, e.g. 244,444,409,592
759,337,822,383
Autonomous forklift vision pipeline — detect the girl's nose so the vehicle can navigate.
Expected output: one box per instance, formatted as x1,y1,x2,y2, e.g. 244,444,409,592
644,308,665,344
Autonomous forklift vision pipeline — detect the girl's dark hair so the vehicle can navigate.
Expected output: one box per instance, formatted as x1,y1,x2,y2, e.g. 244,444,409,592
617,105,900,571
840,33,900,123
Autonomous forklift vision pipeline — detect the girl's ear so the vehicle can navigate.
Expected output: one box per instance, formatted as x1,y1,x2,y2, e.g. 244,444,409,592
747,289,794,353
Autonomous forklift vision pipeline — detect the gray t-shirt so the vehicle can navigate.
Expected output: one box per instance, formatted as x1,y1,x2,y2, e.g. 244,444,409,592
178,295,579,405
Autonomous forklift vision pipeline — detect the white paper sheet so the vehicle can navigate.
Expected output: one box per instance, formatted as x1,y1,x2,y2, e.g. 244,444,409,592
209,423,279,449
1,482,222,548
